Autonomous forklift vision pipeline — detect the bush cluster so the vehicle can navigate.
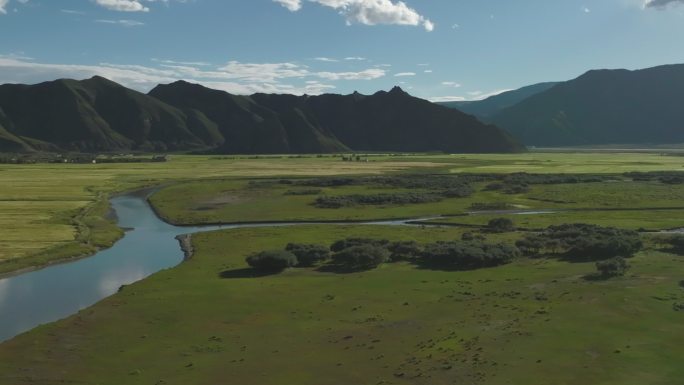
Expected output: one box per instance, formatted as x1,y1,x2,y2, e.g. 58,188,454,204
516,224,643,261
314,192,442,208
246,237,519,273
595,257,630,278
420,241,520,270
245,250,298,271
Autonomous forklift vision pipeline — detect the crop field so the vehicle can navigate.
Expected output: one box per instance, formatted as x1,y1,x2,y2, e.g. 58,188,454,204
1,225,683,385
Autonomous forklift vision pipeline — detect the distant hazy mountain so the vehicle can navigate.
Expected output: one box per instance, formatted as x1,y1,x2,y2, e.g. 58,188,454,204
491,64,684,146
0,77,524,154
437,82,558,120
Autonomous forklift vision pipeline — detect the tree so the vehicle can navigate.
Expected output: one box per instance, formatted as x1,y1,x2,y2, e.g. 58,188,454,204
285,243,330,267
595,257,630,278
487,218,515,233
332,245,390,269
246,250,298,271
667,235,684,255
330,238,389,252
420,241,519,270
387,241,422,261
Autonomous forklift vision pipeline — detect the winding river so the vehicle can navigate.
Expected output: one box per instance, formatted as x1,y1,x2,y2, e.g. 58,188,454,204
0,194,435,343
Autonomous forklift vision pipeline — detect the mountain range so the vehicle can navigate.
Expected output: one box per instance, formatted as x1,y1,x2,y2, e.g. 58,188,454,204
0,77,523,154
441,63,684,147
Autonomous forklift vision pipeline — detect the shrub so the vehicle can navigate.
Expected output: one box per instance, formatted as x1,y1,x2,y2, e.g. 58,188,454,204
667,235,684,255
487,218,515,233
284,189,322,196
332,245,390,269
595,257,630,278
285,243,330,267
330,238,389,252
420,241,520,270
387,241,422,261
314,193,442,209
461,232,485,242
517,224,642,262
246,250,298,271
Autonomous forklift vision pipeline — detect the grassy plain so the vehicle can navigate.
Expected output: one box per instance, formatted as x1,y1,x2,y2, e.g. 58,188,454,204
0,156,434,274
2,152,683,274
149,177,684,230
1,225,683,385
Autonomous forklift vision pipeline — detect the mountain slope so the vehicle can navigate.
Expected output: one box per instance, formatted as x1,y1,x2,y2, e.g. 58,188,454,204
152,83,524,154
491,64,684,146
0,77,524,154
438,82,559,120
0,76,222,152
149,81,349,154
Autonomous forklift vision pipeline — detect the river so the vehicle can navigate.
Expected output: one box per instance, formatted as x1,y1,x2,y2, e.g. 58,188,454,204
0,194,435,343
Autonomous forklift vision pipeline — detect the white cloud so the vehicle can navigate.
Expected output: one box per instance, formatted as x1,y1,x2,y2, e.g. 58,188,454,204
95,0,150,12
274,0,302,11
424,69,432,73
394,72,416,77
644,0,684,8
582,6,591,13
429,88,513,103
96,19,145,26
0,56,386,96
62,9,86,15
278,0,434,31
0,0,8,14
429,96,466,103
317,68,385,80
344,56,366,61
441,81,461,88
314,57,339,62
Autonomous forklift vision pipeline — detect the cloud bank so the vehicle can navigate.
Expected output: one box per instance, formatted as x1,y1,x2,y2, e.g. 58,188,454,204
644,0,684,8
274,0,434,31
0,55,386,95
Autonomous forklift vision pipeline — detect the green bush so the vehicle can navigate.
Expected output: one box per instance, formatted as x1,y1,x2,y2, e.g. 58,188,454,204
285,243,330,267
332,245,390,269
667,235,684,255
487,218,515,233
246,250,298,271
387,241,422,261
330,238,389,252
595,257,630,278
517,224,642,261
420,241,520,270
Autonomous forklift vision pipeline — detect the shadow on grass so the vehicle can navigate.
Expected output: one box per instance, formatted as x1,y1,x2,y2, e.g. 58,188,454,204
219,268,282,279
315,264,373,274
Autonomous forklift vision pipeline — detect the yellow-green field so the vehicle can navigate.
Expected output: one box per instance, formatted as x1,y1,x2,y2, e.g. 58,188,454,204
1,152,683,275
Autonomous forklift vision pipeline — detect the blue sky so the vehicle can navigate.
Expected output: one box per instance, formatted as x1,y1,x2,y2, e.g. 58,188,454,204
1,0,684,101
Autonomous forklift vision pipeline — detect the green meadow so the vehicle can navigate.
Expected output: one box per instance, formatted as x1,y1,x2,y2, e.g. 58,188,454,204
2,152,684,384
1,225,682,385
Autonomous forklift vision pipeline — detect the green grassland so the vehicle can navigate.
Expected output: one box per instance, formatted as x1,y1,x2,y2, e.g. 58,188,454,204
149,177,684,230
0,156,432,274
2,152,684,274
1,225,682,385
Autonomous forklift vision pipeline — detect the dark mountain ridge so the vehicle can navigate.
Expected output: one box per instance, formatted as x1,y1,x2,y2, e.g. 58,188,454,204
491,64,684,146
0,77,524,154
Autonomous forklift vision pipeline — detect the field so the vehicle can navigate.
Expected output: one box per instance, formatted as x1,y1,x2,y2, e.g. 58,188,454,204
1,151,684,383
2,152,683,275
0,156,432,274
1,225,683,384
